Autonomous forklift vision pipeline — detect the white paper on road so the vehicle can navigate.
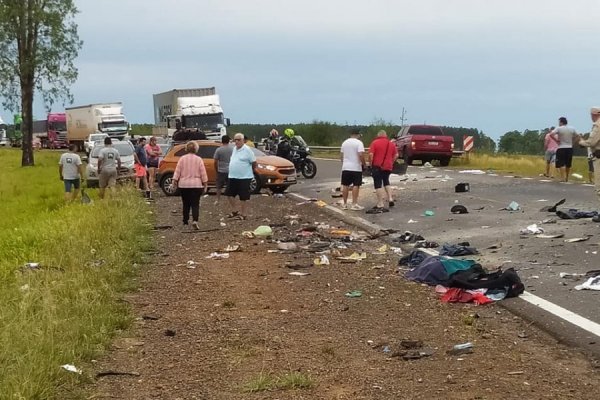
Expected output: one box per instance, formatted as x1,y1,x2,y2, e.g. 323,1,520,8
575,276,600,291
458,169,486,174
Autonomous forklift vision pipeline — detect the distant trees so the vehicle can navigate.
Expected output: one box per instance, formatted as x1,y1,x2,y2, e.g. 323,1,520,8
0,0,82,166
497,128,587,156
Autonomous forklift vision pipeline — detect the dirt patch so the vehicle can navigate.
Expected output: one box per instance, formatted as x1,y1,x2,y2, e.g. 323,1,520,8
91,193,599,399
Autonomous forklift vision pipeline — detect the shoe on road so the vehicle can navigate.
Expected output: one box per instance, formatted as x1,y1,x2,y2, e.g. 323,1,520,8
350,204,364,211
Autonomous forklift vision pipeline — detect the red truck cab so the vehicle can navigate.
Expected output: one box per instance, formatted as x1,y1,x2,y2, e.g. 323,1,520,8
395,125,454,166
46,113,67,148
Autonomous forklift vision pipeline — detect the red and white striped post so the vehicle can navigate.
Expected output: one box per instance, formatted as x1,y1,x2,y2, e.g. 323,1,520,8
463,135,474,160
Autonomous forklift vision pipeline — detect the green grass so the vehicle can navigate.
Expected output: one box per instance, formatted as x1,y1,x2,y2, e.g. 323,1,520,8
0,148,152,399
312,148,591,181
242,371,315,393
452,153,590,180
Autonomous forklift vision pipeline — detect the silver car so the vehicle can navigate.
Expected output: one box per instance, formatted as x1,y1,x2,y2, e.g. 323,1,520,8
86,141,135,187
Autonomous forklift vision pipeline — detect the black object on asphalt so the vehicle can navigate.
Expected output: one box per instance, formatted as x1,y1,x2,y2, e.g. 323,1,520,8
451,205,469,214
455,183,470,193
540,198,566,212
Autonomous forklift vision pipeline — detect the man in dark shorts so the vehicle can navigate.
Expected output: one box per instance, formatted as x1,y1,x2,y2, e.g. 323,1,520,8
213,135,233,204
59,143,85,202
551,117,577,182
340,129,366,210
366,130,398,213
226,133,257,220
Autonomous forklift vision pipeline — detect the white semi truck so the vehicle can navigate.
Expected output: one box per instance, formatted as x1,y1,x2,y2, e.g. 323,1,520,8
0,116,7,146
152,87,230,140
66,103,129,151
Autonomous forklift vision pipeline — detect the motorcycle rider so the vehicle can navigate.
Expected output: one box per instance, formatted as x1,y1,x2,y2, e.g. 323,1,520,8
276,128,295,161
265,129,279,155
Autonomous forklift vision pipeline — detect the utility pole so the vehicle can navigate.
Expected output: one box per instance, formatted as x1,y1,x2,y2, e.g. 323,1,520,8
399,107,407,127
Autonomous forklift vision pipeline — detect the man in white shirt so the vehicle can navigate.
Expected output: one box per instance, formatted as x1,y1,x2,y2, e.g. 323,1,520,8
340,129,366,210
58,143,85,202
551,117,578,182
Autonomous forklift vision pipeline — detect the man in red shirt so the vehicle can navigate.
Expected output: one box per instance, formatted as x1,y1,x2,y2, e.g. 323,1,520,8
367,130,398,214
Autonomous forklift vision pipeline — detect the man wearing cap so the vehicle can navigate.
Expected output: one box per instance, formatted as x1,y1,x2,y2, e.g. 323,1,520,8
578,107,600,220
340,129,366,210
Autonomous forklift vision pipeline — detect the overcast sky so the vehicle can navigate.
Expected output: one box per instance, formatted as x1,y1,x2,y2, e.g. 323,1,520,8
30,0,600,139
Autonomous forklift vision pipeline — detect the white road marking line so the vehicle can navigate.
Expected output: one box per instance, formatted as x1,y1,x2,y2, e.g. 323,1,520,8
522,177,534,180
520,291,600,338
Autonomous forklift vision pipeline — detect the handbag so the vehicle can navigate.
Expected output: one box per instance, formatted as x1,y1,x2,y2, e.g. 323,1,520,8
593,149,600,159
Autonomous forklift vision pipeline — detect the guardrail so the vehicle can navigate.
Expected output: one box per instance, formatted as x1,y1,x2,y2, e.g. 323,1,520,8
309,146,465,158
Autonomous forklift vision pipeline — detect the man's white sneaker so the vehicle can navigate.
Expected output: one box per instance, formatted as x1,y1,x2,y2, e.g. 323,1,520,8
341,203,348,210
350,204,364,211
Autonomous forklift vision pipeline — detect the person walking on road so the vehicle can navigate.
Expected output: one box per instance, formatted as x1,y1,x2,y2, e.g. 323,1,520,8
213,135,233,205
366,130,398,213
97,137,121,199
59,143,85,202
543,127,558,178
340,129,366,211
226,133,257,220
171,141,208,230
578,107,600,221
145,136,162,191
551,117,577,182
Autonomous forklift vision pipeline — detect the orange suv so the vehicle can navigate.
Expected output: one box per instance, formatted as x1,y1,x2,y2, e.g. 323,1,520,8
157,140,297,196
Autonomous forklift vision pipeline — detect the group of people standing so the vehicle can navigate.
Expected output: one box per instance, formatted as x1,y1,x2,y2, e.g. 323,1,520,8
172,133,256,229
338,129,398,213
133,136,163,199
543,110,600,187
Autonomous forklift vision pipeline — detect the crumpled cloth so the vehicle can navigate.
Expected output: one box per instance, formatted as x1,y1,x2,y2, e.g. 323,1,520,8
439,243,479,257
575,276,600,291
440,288,494,305
556,209,598,219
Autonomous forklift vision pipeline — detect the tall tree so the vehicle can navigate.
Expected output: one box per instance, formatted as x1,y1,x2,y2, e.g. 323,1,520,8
0,0,81,166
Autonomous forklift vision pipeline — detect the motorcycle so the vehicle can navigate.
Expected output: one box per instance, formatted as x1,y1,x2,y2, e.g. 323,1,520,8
290,136,317,179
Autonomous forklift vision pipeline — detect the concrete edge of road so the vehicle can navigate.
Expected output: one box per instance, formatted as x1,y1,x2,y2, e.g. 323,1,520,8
287,192,600,363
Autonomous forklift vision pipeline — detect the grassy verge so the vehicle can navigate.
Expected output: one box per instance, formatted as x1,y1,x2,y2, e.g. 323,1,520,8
452,153,590,180
312,149,591,181
0,148,151,398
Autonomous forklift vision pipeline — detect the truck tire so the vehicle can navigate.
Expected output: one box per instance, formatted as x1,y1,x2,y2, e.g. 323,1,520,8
439,156,451,167
160,173,180,196
403,148,413,165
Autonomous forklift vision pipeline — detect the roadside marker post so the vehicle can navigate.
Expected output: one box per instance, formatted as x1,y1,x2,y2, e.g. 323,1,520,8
463,135,474,161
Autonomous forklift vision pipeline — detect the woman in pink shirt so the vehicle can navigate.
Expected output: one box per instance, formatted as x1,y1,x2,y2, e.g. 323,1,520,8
172,142,208,230
544,128,559,178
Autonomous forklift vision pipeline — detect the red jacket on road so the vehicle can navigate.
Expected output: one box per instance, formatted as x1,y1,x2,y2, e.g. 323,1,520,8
369,136,398,171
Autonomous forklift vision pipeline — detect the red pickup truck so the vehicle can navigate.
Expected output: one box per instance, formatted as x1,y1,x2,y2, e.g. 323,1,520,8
394,125,454,166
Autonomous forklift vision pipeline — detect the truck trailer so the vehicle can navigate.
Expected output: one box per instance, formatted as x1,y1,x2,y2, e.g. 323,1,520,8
152,87,230,140
0,116,7,146
66,103,129,151
37,113,67,149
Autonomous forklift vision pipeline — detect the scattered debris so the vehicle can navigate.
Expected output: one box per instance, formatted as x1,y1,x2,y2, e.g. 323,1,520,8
502,201,520,211
288,271,310,276
541,218,557,224
222,244,241,252
408,219,418,224
315,200,328,207
61,364,82,374
451,205,469,214
537,233,564,239
540,198,566,212
314,255,330,266
455,183,470,193
337,252,367,261
447,342,474,356
205,252,230,260
164,329,176,337
423,210,435,217
458,170,486,175
345,290,363,298
277,242,298,251
575,276,600,291
564,237,590,243
520,224,544,235
253,225,273,237
572,173,583,180
96,370,141,378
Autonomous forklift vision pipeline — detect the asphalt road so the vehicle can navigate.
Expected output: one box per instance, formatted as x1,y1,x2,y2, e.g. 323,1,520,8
289,158,600,356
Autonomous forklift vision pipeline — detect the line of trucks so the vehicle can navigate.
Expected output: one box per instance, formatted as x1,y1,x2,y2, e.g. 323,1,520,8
0,87,231,150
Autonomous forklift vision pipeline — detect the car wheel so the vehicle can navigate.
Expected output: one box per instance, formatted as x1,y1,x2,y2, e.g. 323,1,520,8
249,174,262,194
160,173,180,196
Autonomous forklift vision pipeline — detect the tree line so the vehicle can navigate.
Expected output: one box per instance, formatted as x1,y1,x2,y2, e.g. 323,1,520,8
130,121,497,152
497,128,587,156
